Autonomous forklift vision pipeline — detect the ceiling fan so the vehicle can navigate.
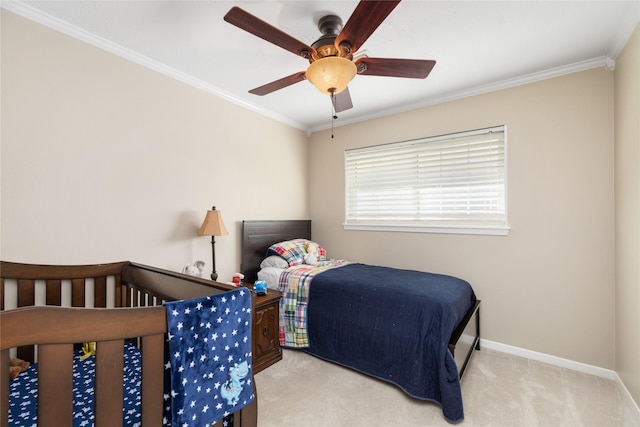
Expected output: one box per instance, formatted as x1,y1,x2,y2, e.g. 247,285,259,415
223,0,436,113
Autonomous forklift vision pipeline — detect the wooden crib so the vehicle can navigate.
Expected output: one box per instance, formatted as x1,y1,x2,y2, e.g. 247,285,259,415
0,261,258,427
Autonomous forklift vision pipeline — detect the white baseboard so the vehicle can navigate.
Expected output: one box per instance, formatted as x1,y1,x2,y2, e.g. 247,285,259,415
480,339,640,424
613,371,640,426
480,339,616,379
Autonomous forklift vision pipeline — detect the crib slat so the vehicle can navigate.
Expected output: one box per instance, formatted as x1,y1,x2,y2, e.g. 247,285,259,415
138,290,147,307
94,276,107,308
17,350,35,366
38,343,74,426
131,288,139,307
115,274,123,308
123,285,131,307
45,279,62,306
1,350,8,427
16,280,37,361
17,279,35,307
142,290,150,306
72,278,85,307
141,333,165,425
95,339,124,427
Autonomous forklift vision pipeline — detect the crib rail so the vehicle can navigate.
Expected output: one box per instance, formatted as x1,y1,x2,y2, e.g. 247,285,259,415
0,261,127,309
1,305,166,427
0,261,127,362
120,262,238,304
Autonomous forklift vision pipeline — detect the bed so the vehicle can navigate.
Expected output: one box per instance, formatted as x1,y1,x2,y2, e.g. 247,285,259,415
241,220,480,423
1,260,258,427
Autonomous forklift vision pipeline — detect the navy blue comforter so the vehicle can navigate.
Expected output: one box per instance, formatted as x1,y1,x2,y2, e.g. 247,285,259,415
306,263,476,423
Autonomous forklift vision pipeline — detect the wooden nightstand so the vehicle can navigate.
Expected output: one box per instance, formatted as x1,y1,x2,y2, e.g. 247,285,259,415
245,284,282,373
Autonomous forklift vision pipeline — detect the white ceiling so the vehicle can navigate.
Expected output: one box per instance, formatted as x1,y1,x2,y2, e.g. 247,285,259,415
4,1,639,133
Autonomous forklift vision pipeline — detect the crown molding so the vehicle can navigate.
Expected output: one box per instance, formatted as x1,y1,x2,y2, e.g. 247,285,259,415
3,0,631,136
609,1,640,59
1,1,309,132
311,56,616,133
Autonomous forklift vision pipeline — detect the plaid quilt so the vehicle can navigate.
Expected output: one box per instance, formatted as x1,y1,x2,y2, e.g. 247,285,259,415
278,260,349,347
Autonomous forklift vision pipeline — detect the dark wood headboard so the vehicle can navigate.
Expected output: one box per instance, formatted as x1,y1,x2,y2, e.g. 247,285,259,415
241,220,311,284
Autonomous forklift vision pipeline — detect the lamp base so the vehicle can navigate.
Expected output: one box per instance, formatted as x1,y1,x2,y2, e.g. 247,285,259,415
210,272,218,281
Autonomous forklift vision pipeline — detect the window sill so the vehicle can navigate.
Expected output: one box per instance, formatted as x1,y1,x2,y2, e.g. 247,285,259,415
343,223,510,236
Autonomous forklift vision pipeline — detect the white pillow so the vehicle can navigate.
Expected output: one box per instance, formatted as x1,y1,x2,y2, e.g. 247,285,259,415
257,267,283,290
260,255,289,269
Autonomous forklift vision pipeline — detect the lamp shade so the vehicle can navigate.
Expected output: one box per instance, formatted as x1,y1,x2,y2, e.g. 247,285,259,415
306,56,357,95
198,208,229,236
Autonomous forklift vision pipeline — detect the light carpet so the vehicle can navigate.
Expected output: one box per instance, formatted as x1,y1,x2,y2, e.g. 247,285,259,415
255,348,639,427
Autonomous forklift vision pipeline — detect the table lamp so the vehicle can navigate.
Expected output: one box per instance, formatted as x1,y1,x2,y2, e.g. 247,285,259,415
198,206,228,281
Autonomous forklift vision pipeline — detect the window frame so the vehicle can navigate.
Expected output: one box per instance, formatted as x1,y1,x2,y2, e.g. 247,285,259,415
343,126,510,236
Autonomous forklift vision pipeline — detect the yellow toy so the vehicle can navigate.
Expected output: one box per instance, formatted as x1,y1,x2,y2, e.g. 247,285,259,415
80,341,96,361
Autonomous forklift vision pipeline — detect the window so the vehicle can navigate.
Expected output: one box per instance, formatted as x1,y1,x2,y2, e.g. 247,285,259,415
344,126,508,235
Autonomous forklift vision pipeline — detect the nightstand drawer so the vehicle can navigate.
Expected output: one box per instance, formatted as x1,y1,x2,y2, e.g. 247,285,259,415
247,285,282,373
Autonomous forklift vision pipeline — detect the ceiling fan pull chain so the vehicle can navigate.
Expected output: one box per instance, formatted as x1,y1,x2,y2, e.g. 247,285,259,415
331,92,338,139
331,110,335,139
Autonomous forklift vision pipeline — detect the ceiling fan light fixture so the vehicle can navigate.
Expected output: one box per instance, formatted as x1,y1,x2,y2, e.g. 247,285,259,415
305,57,357,95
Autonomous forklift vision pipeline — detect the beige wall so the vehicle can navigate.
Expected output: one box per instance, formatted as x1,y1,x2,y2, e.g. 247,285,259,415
0,10,309,278
309,68,616,369
2,6,636,397
615,24,640,405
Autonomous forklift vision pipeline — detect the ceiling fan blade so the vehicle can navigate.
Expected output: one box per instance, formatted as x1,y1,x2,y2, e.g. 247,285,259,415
249,71,307,96
335,0,401,54
332,88,353,113
355,58,436,78
224,7,316,59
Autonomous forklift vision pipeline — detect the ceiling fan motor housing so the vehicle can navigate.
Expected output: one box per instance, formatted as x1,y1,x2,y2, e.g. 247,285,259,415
318,15,343,36
311,15,352,60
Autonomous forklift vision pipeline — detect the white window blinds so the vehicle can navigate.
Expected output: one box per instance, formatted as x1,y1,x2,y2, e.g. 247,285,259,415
345,126,508,234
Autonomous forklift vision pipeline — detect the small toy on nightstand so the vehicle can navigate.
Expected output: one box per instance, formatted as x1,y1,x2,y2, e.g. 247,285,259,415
232,273,245,287
253,280,267,296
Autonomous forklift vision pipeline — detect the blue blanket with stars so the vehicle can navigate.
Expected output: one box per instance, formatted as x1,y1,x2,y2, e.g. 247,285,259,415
163,288,254,427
